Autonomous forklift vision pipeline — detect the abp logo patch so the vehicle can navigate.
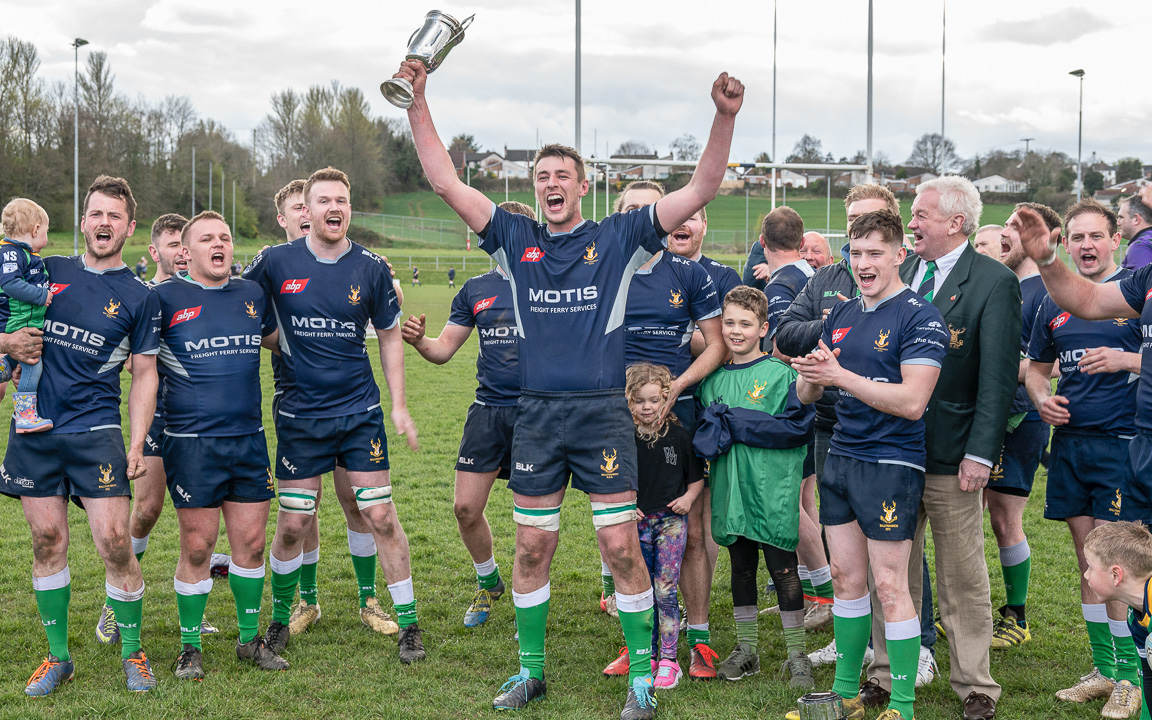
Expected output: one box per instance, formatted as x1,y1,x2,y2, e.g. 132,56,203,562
521,247,544,262
49,283,69,296
170,306,202,327
474,296,497,314
1050,312,1071,330
280,278,309,294
831,327,852,344
1146,287,1152,301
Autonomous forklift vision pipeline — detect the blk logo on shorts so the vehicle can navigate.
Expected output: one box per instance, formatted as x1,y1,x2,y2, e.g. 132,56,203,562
521,247,544,262
170,305,202,327
280,278,310,294
474,296,497,314
831,327,852,344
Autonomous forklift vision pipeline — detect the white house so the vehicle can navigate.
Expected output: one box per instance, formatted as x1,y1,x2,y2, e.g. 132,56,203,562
973,175,1027,193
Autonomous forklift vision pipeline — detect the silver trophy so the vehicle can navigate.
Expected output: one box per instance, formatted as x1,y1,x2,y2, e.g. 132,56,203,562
381,10,475,108
795,692,847,720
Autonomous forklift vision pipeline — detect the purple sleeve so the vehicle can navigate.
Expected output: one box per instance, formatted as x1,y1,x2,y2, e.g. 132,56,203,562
1123,241,1152,271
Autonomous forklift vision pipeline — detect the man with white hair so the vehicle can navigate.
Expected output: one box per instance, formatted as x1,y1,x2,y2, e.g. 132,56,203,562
862,176,1021,720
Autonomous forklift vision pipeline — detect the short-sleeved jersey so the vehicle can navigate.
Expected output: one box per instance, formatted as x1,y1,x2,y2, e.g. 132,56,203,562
244,237,400,419
822,287,948,469
477,203,665,391
1010,274,1048,414
35,256,160,433
765,262,813,340
624,251,720,375
698,254,742,301
155,275,276,436
0,239,49,331
447,269,520,406
1117,264,1152,432
1028,268,1139,435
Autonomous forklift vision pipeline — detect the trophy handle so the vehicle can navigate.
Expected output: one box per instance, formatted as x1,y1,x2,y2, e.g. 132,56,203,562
448,14,475,45
407,27,421,47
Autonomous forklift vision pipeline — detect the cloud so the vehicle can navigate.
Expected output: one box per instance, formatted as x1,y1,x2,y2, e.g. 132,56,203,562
983,8,1113,46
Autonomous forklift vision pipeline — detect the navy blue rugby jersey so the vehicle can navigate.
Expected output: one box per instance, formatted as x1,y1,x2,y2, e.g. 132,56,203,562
155,275,276,436
624,251,720,375
1010,274,1048,414
820,287,948,468
244,238,400,419
1028,269,1139,435
477,203,666,391
36,256,160,433
145,278,167,421
1117,264,1152,432
447,269,520,406
764,262,813,340
698,254,741,301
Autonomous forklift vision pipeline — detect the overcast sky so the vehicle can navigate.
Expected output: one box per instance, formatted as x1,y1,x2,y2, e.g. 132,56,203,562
6,0,1149,170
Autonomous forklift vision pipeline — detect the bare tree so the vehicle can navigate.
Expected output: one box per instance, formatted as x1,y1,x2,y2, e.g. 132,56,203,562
786,134,823,163
906,133,960,174
613,140,652,156
669,134,701,161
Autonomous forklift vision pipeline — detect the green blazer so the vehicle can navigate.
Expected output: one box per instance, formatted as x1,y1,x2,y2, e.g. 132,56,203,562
900,243,1022,475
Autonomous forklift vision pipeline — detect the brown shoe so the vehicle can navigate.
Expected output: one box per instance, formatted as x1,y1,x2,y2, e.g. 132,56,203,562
962,691,997,720
857,677,891,709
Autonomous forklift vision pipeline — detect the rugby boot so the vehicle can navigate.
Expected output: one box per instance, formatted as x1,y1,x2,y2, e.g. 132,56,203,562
14,392,52,433
990,604,1030,649
288,600,322,635
264,620,289,655
493,671,547,710
464,578,504,627
361,596,399,635
688,643,719,680
95,603,120,644
25,655,74,697
122,650,157,692
620,676,657,720
397,623,426,664
1055,667,1114,702
174,644,204,681
237,635,289,671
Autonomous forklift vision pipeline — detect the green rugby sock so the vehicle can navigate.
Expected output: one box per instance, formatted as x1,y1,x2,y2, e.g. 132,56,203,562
601,560,616,596
106,585,144,659
479,568,501,591
298,552,319,606
1111,619,1141,684
33,569,71,662
999,541,1031,609
175,579,211,650
388,577,418,628
350,553,378,608
831,596,872,700
617,590,656,683
514,590,550,681
734,604,759,652
886,619,921,719
229,564,266,644
687,623,710,648
269,553,302,624
1084,605,1116,679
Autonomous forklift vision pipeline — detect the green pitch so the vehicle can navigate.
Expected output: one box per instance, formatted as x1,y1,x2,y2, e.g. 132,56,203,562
0,282,1106,718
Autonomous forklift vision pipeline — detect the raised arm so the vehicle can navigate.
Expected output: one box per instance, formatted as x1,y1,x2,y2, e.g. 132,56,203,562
396,60,492,233
1017,206,1136,320
654,73,744,232
401,314,473,365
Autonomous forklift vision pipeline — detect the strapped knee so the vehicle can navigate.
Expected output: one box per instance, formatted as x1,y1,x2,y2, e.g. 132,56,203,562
352,485,393,511
513,504,561,532
278,488,318,515
591,501,636,530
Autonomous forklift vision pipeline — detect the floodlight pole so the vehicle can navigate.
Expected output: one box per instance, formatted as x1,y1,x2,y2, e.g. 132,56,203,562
866,0,874,180
575,0,581,154
1070,69,1085,201
771,0,777,209
73,38,89,256
191,146,196,217
941,0,946,138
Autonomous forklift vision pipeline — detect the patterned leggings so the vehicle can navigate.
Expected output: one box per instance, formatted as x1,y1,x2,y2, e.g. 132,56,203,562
638,509,689,660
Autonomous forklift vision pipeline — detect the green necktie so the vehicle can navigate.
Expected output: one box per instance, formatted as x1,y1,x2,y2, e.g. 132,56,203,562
918,260,937,301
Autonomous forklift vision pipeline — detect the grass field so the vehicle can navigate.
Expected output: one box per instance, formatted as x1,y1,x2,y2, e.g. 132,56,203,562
0,277,1124,720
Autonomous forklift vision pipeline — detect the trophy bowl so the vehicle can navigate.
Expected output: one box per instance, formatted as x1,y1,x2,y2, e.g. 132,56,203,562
381,10,475,108
795,691,847,720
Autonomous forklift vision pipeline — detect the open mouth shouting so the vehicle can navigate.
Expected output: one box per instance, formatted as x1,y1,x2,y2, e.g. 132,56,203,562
324,214,344,234
1077,249,1099,271
545,193,564,214
857,270,878,292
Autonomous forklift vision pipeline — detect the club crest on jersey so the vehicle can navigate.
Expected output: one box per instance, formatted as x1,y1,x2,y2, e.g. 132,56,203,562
1111,489,1122,516
474,296,497,314
583,242,598,265
245,301,258,319
370,438,385,463
521,247,544,262
669,289,684,308
600,449,619,478
747,379,767,404
879,501,898,529
948,324,966,349
348,285,361,305
831,327,852,344
1114,318,1130,326
170,305,202,327
49,283,69,296
280,278,309,294
98,463,116,490
874,329,890,351
1050,312,1071,330
103,299,121,319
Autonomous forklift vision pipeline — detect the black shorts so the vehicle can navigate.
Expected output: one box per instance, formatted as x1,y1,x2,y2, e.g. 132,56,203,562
1124,432,1152,524
1,427,130,499
144,413,165,458
819,453,923,541
456,403,517,479
986,419,1049,497
672,396,697,434
509,389,637,497
275,407,390,480
802,436,816,478
1044,430,1131,521
163,432,274,509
